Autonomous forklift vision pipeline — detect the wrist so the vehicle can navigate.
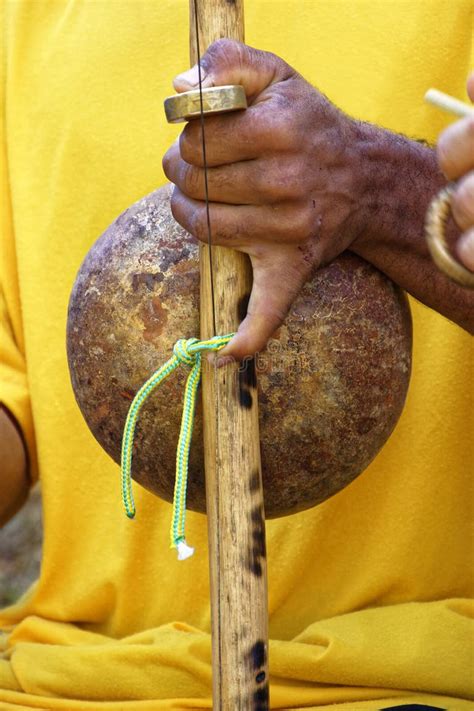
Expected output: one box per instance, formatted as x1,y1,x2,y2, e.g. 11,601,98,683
350,122,446,259
344,122,474,335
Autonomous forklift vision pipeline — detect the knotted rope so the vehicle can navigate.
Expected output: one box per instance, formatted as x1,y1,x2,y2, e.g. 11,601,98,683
121,334,234,560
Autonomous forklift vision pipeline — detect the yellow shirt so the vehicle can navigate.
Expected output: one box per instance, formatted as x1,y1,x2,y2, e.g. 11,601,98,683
1,1,473,709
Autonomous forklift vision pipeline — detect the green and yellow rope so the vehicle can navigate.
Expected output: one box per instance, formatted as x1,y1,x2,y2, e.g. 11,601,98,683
121,334,234,560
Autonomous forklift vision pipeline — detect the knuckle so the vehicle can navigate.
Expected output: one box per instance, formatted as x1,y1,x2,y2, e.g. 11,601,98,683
212,217,234,244
179,128,202,167
163,143,181,181
279,160,307,200
170,189,183,224
191,210,207,241
208,165,231,193
265,50,293,76
270,110,297,148
209,37,239,56
294,207,315,241
211,40,289,78
181,163,200,197
256,160,304,202
203,38,242,73
162,150,171,177
251,163,275,202
280,124,300,153
178,131,191,161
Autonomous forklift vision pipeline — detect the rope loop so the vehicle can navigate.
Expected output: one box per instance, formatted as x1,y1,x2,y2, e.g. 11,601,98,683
120,333,234,558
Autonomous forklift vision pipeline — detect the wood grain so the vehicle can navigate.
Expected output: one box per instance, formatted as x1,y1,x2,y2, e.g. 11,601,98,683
190,1,269,708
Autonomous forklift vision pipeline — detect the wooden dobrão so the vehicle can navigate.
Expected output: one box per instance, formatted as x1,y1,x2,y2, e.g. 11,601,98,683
67,184,412,518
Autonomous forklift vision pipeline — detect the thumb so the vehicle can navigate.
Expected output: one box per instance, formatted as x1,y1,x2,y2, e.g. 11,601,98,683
217,251,310,363
173,39,294,101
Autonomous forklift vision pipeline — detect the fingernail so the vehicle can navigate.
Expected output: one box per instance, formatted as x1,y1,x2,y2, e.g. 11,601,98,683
174,64,205,88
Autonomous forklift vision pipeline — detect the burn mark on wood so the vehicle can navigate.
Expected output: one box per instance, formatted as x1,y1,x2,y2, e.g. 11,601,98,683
249,468,261,492
249,641,269,711
247,503,266,576
238,357,257,409
253,684,269,710
249,639,267,669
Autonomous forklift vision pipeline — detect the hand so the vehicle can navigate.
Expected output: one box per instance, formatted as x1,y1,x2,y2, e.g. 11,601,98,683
436,73,474,272
163,40,368,360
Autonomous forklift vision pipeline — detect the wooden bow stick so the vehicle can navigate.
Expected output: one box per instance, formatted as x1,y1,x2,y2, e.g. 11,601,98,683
166,1,270,708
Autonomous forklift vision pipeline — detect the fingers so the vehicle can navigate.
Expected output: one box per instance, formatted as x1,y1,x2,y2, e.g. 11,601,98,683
180,110,261,166
218,249,311,361
436,73,474,274
178,106,295,167
437,115,474,179
164,143,255,204
457,227,474,272
223,253,312,361
163,144,306,205
170,184,317,359
164,152,263,205
173,39,294,102
451,170,474,232
170,187,315,247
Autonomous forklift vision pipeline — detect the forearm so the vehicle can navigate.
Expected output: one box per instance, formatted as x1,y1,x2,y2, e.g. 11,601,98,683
351,124,474,333
0,405,30,526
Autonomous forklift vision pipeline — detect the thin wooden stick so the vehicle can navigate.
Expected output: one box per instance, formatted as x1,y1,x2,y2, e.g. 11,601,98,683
425,88,474,118
190,1,270,709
